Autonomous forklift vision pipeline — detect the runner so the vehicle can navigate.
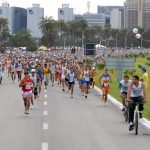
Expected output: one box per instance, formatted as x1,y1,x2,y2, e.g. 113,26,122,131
30,69,40,108
90,67,96,89
67,69,75,98
7,58,11,77
50,63,55,86
16,60,23,82
10,61,16,82
83,67,90,98
99,69,112,103
43,63,50,89
36,64,43,95
61,64,67,91
19,72,34,114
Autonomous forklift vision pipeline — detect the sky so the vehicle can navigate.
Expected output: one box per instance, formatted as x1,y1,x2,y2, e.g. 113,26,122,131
5,0,125,19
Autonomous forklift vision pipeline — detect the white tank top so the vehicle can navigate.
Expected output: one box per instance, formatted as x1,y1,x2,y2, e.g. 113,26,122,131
84,71,90,81
131,82,143,97
30,74,37,85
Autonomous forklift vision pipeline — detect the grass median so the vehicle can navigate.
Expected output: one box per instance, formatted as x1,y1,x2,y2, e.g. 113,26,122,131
95,56,150,120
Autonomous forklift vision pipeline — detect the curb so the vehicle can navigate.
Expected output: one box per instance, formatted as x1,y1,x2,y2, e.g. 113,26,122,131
94,86,150,129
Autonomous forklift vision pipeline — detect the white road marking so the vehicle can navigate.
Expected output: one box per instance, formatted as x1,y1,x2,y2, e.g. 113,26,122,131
42,142,48,150
44,94,48,98
44,89,47,93
43,123,48,130
43,110,48,116
43,101,47,106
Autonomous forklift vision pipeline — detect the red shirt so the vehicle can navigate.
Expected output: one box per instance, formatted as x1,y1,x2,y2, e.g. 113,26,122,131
22,78,33,92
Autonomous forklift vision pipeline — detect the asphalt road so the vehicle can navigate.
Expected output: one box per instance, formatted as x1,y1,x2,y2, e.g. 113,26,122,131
0,76,150,150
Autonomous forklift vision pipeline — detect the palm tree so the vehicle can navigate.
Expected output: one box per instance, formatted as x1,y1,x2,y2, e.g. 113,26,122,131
0,18,9,52
39,16,57,47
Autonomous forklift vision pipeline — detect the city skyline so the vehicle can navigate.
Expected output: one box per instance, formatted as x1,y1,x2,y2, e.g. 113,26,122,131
5,0,125,19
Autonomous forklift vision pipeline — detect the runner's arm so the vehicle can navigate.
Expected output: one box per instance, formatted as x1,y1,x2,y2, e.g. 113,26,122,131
19,80,26,87
127,84,132,101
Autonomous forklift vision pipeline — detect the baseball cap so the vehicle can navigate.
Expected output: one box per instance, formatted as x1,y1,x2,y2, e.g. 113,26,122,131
141,67,147,72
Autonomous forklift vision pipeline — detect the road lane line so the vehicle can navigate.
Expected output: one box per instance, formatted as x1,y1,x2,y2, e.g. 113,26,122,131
43,101,47,106
43,110,48,116
44,89,47,93
42,143,48,150
44,94,48,98
43,123,48,130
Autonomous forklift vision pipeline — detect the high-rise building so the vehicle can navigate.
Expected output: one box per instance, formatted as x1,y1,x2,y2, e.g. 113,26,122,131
97,6,124,28
97,6,123,15
0,3,27,35
124,0,150,29
82,13,105,26
110,9,122,29
11,7,27,34
27,4,44,38
58,4,74,22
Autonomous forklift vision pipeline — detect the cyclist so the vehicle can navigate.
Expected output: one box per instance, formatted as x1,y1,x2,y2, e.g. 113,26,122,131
99,69,112,103
127,75,147,131
19,72,35,114
118,75,132,111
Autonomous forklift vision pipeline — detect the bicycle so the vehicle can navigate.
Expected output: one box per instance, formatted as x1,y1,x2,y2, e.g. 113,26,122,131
120,93,129,122
128,100,144,135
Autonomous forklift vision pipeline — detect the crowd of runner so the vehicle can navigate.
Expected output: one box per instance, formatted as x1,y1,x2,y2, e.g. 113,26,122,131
0,49,149,132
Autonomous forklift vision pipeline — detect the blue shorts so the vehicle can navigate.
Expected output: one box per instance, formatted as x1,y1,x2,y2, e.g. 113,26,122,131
51,72,55,76
80,79,85,85
84,81,90,85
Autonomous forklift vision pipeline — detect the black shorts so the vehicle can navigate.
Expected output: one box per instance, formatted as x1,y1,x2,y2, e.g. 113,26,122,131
90,78,93,82
130,96,144,102
65,78,68,82
68,82,75,86
34,87,38,96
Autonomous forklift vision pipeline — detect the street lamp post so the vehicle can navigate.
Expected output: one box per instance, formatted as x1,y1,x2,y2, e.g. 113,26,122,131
124,28,138,48
81,27,88,50
141,30,150,48
125,30,131,48
115,31,120,49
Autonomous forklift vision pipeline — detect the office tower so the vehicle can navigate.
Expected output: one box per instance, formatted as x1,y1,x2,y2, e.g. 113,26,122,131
58,4,74,22
27,4,44,38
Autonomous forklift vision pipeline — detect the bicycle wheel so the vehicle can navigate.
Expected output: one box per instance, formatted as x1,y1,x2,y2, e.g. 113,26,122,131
135,112,138,135
124,110,128,122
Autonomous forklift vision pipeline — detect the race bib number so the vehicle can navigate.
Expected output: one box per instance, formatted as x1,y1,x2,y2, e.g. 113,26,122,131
25,83,31,90
104,83,109,87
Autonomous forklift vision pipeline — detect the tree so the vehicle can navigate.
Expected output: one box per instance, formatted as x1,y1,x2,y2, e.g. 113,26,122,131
39,16,57,47
0,18,9,52
9,29,36,51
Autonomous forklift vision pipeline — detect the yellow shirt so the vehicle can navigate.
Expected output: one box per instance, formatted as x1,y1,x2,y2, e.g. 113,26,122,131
142,72,148,88
43,68,49,76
